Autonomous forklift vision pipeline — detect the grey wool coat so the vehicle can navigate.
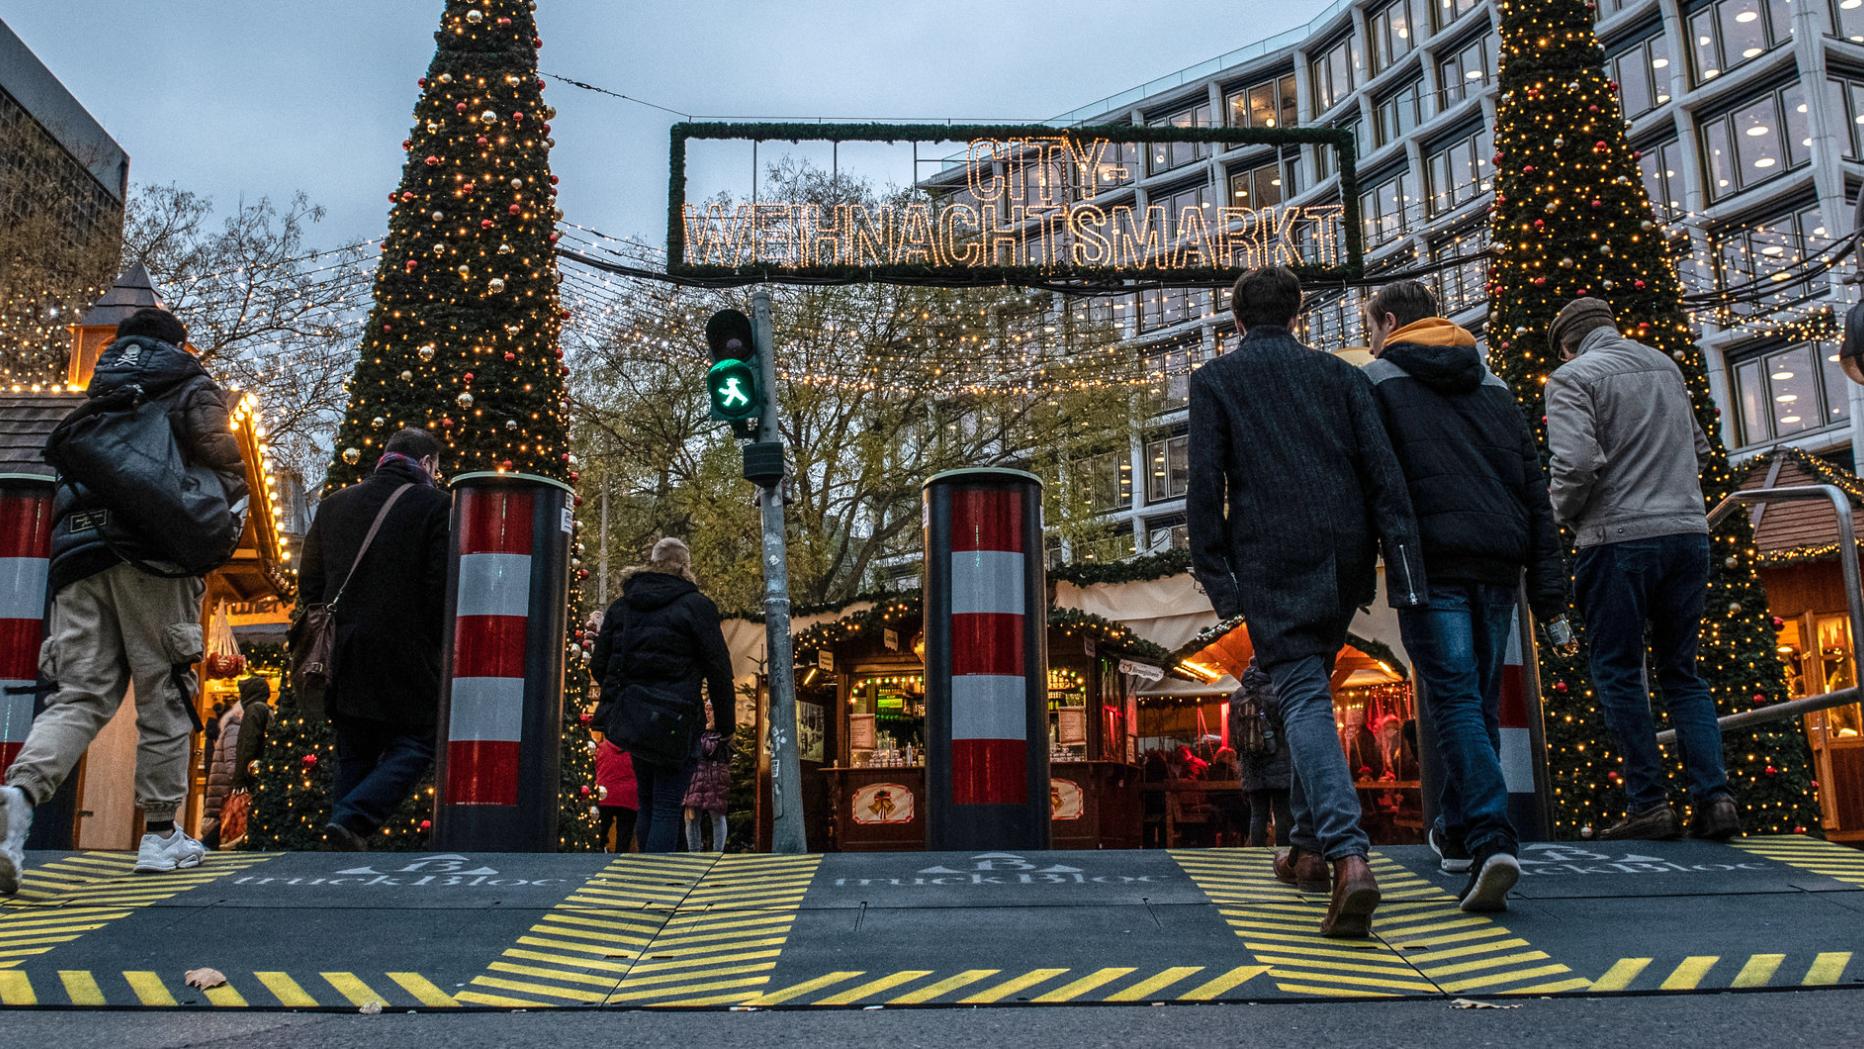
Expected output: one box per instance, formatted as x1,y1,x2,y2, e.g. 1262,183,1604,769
1186,324,1428,664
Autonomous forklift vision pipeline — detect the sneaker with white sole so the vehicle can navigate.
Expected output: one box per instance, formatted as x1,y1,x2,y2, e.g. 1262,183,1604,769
1429,821,1472,874
0,785,32,896
1458,848,1521,913
134,829,207,874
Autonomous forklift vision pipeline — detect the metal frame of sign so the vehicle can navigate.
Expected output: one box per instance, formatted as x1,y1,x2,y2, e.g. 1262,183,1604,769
667,121,1364,285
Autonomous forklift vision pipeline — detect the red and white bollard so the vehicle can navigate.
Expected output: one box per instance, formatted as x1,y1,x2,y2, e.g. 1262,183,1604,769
433,472,572,851
1499,605,1553,840
0,483,53,777
922,468,1050,851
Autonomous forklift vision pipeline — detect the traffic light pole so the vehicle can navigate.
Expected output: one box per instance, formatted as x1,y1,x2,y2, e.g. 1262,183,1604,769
751,289,808,854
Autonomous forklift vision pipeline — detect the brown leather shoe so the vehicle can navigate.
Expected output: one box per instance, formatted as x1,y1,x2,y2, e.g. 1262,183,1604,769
1319,855,1381,938
1273,848,1329,892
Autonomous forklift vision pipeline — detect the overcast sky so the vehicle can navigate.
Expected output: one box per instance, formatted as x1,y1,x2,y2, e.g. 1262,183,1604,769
2,0,1332,252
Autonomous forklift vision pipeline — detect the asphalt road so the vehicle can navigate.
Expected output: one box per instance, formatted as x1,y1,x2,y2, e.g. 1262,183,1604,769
10,988,1861,1049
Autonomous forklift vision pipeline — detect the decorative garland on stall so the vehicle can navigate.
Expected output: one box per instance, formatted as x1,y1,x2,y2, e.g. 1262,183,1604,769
791,593,1173,668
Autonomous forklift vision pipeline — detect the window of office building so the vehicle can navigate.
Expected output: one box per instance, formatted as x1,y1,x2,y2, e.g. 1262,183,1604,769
1144,337,1207,410
1073,523,1138,564
1609,30,1674,117
1139,288,1213,334
1689,0,1795,84
1839,0,1864,42
1360,169,1413,248
1699,82,1812,199
1228,157,1294,208
1149,102,1213,175
1438,33,1495,106
1226,73,1298,129
1070,449,1132,514
1438,0,1484,24
1826,75,1864,159
1373,80,1431,147
1595,0,1641,18
1310,33,1365,113
1729,341,1850,445
1301,288,1367,349
1369,0,1435,72
1069,294,1136,341
1097,139,1142,188
1714,203,1831,316
1144,513,1190,553
1313,117,1363,182
1637,137,1687,217
1425,124,1493,215
1146,432,1192,504
1430,226,1491,314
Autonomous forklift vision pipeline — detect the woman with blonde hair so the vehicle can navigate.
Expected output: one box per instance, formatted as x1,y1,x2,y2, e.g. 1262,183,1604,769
590,538,736,852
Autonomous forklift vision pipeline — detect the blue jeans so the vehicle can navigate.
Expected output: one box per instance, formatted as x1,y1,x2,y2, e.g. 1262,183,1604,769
1574,533,1730,812
633,759,694,853
331,716,436,836
1398,582,1518,857
1263,654,1371,861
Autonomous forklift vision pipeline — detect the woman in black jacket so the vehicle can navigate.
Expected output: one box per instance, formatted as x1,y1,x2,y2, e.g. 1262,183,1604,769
590,539,736,853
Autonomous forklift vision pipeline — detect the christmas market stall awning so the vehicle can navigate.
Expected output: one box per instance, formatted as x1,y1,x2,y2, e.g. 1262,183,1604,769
1172,613,1408,690
1738,447,1864,569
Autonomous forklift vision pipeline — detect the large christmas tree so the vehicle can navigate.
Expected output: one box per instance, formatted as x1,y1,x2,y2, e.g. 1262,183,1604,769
1485,0,1819,836
326,0,571,488
262,0,599,849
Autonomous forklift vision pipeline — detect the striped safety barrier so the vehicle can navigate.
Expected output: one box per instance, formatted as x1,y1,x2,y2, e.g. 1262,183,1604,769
1498,605,1551,839
0,484,54,776
434,472,573,851
923,469,1049,850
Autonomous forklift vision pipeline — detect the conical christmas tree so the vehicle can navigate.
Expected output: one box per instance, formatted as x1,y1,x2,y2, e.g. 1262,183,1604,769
327,0,571,490
1484,0,1819,836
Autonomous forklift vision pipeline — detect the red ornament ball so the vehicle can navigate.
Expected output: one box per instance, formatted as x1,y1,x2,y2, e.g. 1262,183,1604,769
513,111,524,122
420,819,432,831
476,135,489,147
481,218,495,229
425,155,441,167
547,231,561,243
455,101,467,114
402,191,416,202
497,15,511,25
1771,616,1785,628
464,372,475,383
1552,679,1569,693
301,753,319,769
549,174,560,185
503,351,516,361
508,204,522,215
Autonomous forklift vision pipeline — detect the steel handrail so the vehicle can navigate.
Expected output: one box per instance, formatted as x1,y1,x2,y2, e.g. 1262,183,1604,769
1654,484,1864,743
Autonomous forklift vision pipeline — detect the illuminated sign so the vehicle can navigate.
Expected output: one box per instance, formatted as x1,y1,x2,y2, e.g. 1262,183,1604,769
668,122,1363,284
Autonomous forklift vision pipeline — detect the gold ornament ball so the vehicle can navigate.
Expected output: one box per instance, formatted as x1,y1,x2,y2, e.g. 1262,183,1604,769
418,343,437,361
487,277,507,293
510,177,523,189
480,110,499,124
497,242,513,254
457,264,472,278
400,369,414,382
342,447,362,465
371,416,386,429
465,8,484,23
457,392,475,409
505,419,520,431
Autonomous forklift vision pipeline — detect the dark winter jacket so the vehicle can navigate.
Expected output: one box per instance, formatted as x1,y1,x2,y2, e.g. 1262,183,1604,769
49,335,248,591
1186,324,1427,664
297,457,451,728
591,568,737,764
202,704,243,828
1363,318,1568,620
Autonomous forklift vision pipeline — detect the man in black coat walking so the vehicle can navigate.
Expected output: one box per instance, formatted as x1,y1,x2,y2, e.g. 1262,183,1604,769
1362,280,1571,912
297,428,451,850
1188,265,1426,938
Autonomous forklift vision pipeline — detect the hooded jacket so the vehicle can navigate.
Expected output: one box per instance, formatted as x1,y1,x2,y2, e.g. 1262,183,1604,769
49,335,248,590
590,568,737,760
1364,318,1567,619
1545,326,1711,548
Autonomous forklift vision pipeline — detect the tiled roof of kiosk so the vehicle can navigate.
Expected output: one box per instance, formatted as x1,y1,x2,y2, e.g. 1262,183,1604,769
0,391,80,481
1738,448,1864,562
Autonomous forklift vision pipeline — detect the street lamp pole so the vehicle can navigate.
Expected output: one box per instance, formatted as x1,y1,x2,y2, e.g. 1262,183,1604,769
751,289,807,854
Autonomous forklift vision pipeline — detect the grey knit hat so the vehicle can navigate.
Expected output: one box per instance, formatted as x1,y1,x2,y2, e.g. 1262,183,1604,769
1548,297,1618,356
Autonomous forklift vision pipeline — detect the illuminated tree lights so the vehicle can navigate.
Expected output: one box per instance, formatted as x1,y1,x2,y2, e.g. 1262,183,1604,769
1485,0,1818,837
325,0,570,492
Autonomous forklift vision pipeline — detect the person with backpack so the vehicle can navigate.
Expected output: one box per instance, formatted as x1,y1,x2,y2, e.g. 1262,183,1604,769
1231,661,1294,848
1361,280,1571,911
296,428,451,851
591,538,736,854
1,308,247,894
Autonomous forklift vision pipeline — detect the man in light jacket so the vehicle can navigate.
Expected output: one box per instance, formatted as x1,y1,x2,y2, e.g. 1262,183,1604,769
1544,297,1739,841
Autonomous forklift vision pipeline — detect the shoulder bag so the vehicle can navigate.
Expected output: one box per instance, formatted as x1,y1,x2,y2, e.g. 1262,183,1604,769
288,484,412,714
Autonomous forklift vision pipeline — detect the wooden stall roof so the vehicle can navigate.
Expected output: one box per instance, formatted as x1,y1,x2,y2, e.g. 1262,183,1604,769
1738,448,1864,566
1174,616,1407,690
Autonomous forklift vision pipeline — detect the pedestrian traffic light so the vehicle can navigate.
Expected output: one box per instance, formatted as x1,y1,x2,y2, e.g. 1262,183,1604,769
705,308,760,437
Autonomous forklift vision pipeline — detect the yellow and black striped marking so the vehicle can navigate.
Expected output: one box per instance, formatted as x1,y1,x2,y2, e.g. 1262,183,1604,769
1731,835,1864,889
695,964,1271,1007
1171,848,1591,999
619,853,821,1007
0,968,462,1008
1,852,275,971
1591,952,1856,992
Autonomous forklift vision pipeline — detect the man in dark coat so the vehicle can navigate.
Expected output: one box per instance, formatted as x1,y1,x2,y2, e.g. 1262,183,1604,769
297,428,451,850
1363,280,1570,912
2,307,246,894
1187,265,1426,938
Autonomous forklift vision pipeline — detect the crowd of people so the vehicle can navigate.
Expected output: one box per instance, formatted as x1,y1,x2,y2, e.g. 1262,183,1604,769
1187,265,1740,937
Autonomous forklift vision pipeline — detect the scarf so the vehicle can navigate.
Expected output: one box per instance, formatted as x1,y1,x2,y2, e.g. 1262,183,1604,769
376,451,436,487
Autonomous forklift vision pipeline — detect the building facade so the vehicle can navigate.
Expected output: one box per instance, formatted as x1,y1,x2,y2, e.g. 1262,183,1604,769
990,0,1864,564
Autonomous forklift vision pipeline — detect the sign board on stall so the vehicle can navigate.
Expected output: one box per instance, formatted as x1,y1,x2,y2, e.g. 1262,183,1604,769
669,122,1364,284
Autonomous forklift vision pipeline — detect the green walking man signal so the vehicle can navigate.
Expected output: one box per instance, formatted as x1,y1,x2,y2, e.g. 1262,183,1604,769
705,308,761,438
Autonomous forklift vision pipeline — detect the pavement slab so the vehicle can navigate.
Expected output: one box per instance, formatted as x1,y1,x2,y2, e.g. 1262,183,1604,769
0,835,1859,1010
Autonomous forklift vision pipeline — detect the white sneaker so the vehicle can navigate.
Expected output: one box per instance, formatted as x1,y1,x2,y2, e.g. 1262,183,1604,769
0,785,32,896
134,829,207,874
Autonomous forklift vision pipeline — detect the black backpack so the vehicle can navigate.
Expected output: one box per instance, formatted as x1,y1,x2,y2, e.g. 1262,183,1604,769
1228,664,1280,759
45,380,244,576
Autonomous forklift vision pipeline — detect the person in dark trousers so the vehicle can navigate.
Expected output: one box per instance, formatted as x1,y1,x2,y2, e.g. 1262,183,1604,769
1187,265,1427,938
1233,663,1294,848
1362,280,1572,910
1545,297,1741,842
591,538,737,854
1,307,247,894
296,428,451,851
